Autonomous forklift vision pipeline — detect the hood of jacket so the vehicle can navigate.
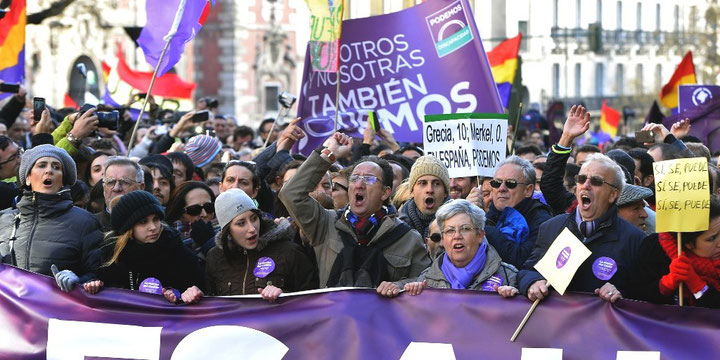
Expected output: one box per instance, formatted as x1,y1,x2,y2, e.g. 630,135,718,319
215,217,294,252
17,188,73,219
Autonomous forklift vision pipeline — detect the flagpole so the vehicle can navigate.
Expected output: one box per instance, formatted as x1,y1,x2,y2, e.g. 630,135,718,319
334,74,340,132
509,102,523,155
678,233,684,306
127,0,188,156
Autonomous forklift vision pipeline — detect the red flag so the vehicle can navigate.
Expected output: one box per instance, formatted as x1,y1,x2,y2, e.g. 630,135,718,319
600,100,620,137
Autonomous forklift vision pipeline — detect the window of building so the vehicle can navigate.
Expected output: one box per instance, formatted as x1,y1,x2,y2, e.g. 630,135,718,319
518,21,528,52
636,64,644,94
575,63,582,97
595,63,605,96
597,0,603,25
656,4,661,31
616,64,625,95
636,2,642,31
264,84,280,112
576,0,582,28
553,63,561,98
553,0,559,28
655,64,662,91
616,1,623,30
674,5,680,32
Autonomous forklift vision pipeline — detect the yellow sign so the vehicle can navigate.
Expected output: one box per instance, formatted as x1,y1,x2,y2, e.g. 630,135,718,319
653,157,710,232
533,228,592,295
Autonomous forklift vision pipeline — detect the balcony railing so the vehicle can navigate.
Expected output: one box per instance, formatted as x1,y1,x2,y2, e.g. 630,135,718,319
550,27,695,50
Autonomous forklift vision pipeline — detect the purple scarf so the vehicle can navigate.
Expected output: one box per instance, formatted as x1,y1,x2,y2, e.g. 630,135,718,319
441,241,488,289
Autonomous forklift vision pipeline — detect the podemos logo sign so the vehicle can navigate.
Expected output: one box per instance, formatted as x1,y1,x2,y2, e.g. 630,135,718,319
425,0,474,57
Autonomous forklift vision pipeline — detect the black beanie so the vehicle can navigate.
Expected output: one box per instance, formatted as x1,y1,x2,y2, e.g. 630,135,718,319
111,190,165,234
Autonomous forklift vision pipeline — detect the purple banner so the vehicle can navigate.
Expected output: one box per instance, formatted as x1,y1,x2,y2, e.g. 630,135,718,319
2,264,720,359
295,0,502,155
679,85,720,114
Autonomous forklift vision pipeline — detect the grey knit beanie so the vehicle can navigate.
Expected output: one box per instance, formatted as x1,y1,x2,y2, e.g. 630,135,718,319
19,144,77,188
215,188,257,229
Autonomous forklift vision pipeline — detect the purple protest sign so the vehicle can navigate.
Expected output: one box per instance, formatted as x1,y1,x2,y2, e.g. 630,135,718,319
679,85,720,114
295,0,502,155
2,264,720,359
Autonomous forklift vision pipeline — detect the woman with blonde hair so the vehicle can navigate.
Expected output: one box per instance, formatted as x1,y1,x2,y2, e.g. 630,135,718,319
82,191,204,304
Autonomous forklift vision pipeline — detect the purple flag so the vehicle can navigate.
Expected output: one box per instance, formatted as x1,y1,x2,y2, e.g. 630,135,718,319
137,0,213,77
2,263,720,359
294,0,503,155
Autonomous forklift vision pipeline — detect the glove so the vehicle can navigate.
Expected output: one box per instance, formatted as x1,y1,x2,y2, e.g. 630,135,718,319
51,264,79,292
659,256,707,295
190,220,215,246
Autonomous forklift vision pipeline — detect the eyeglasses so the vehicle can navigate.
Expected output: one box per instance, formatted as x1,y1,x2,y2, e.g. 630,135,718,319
489,178,529,189
428,233,442,243
443,225,477,238
0,148,23,166
333,182,348,192
184,202,215,216
348,174,379,185
103,178,140,189
574,174,617,189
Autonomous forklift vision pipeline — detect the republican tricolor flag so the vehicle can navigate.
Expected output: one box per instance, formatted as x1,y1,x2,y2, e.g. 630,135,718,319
0,0,25,100
599,100,620,138
487,34,521,109
659,51,696,109
306,0,344,72
102,48,196,119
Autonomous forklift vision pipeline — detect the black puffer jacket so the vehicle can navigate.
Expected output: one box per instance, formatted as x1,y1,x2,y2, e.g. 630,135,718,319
205,220,318,295
0,189,102,278
96,225,203,292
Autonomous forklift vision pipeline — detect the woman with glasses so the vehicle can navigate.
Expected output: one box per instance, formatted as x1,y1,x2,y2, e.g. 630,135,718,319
165,182,218,260
0,145,102,290
378,199,518,297
205,189,317,301
81,191,204,304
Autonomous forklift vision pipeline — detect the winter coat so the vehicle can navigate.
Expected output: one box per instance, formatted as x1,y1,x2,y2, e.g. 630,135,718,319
204,220,318,295
485,197,553,268
95,225,203,292
626,233,720,308
518,206,645,295
412,243,517,290
0,189,102,278
279,150,431,288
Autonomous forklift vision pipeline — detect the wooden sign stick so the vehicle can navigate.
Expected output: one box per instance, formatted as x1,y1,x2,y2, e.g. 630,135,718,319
678,232,684,307
510,284,550,342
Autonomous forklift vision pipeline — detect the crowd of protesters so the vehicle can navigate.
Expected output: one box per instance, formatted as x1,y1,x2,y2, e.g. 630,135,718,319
0,85,717,309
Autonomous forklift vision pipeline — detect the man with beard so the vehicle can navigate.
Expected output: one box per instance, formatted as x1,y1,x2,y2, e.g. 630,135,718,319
280,132,429,288
449,176,477,200
399,155,451,237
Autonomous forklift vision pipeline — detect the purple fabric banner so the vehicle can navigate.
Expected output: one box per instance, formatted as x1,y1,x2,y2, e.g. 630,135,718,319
665,87,720,153
2,264,720,359
137,0,212,77
679,85,720,114
295,0,502,155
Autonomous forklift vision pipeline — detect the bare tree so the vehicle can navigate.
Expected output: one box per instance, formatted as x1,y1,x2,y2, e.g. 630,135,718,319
27,0,76,25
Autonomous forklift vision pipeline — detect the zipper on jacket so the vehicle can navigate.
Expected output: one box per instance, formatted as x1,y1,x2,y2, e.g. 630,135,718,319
25,192,39,270
242,249,249,295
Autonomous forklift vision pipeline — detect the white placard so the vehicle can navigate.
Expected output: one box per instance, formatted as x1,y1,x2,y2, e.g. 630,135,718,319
423,113,508,178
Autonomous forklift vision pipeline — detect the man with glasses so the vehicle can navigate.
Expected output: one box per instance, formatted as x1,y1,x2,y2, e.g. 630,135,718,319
0,136,22,209
280,132,430,288
95,157,145,232
519,152,646,304
483,156,553,268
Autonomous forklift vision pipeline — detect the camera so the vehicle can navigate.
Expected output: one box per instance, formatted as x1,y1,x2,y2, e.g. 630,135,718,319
278,92,297,109
203,97,219,109
97,110,120,130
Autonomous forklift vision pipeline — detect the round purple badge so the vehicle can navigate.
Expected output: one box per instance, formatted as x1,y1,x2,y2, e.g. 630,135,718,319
254,257,276,278
556,246,572,269
139,277,163,295
592,257,618,280
481,275,504,292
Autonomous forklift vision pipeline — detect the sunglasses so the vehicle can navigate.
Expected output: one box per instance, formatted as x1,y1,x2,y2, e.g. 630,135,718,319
428,233,442,243
574,174,617,189
184,202,215,216
333,183,348,192
489,178,529,189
